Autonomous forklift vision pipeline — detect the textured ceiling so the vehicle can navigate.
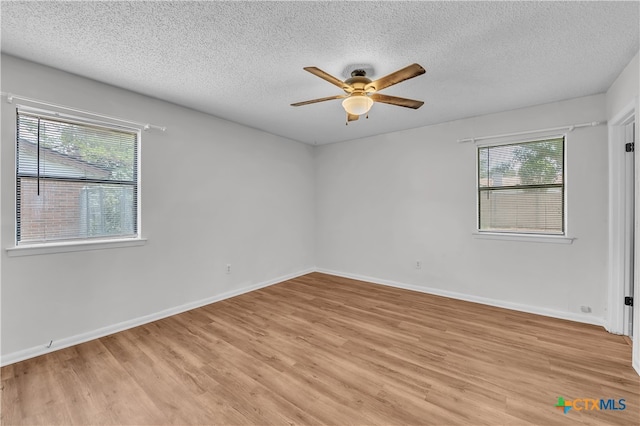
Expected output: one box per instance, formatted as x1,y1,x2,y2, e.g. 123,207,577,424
1,1,639,145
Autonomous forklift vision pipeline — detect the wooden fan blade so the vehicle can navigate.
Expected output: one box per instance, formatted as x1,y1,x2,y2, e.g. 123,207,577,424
366,63,425,92
370,93,424,109
291,94,347,107
347,113,359,122
304,67,351,91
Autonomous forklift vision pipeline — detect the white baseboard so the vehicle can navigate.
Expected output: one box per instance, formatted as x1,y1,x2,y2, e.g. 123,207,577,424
316,268,605,328
1,268,315,367
1,266,609,367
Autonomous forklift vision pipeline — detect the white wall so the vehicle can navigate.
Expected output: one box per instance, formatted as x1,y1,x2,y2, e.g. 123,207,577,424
316,94,608,324
606,52,639,120
0,55,316,361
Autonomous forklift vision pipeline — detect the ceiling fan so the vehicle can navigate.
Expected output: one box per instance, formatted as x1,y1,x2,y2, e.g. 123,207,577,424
291,63,426,124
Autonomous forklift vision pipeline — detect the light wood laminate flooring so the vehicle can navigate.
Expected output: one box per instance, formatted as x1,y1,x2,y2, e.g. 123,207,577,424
2,272,638,425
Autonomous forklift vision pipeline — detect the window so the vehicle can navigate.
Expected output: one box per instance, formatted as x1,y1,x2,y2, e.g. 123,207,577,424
477,137,564,235
16,109,139,245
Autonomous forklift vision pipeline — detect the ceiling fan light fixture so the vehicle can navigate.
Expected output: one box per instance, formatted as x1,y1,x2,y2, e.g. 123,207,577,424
342,94,373,116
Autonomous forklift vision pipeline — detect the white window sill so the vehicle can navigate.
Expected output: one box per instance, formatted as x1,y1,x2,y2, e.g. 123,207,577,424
6,238,148,257
472,232,575,244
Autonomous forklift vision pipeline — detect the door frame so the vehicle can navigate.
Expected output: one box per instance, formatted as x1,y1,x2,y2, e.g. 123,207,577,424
605,96,640,375
607,99,637,336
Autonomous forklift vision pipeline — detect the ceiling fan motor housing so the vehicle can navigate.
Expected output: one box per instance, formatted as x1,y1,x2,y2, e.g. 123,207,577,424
344,73,374,94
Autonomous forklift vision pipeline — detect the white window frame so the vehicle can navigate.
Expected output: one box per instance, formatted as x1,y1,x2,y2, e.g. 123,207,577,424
473,133,574,244
7,104,146,256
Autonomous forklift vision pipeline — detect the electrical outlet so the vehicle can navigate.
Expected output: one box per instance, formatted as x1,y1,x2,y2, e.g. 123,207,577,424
226,264,231,274
416,260,422,270
580,305,592,313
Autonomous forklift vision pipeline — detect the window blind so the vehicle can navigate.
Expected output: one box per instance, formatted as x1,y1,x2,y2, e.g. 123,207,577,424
478,137,564,235
16,111,138,244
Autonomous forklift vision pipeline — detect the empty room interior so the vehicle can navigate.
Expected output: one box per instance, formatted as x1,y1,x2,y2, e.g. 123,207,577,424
1,1,640,425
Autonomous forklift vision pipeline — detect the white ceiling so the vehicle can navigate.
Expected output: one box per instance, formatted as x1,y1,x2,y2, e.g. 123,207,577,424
1,1,638,145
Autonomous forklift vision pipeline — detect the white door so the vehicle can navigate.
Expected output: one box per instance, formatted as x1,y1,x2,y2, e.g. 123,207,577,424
624,121,635,337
